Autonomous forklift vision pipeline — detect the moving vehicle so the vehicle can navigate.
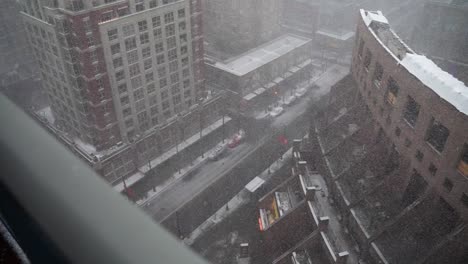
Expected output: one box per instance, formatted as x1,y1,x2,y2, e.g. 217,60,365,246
283,95,297,106
228,130,246,148
269,106,284,118
208,143,227,161
295,87,308,98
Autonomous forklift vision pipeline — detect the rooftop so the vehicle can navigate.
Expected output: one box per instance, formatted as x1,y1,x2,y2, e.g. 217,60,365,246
212,34,311,76
361,9,468,116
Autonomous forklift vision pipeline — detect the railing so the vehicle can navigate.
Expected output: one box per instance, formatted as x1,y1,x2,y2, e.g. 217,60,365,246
0,94,209,264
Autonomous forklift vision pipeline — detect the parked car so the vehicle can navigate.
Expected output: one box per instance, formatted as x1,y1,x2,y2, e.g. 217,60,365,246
269,106,284,118
208,143,227,161
283,95,297,106
295,87,308,98
228,130,246,148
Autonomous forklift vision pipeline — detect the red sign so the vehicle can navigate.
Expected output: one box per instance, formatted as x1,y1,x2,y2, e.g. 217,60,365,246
278,135,288,146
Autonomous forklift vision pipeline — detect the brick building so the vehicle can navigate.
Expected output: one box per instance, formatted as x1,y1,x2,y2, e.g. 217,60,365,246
308,9,468,263
19,0,226,190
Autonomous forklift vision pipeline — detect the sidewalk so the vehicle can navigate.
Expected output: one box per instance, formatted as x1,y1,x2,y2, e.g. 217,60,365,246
114,117,232,192
183,147,294,246
136,139,230,206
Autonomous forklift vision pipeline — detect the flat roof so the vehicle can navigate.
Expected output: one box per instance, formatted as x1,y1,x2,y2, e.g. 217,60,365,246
212,34,311,76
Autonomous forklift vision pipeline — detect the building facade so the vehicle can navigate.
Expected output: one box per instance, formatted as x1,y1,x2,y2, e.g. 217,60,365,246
205,34,313,113
308,9,468,263
19,0,227,190
202,0,282,57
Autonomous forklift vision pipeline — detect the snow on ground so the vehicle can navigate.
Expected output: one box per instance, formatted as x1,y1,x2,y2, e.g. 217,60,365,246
36,106,55,124
114,117,232,192
73,138,97,154
184,147,294,245
136,140,230,206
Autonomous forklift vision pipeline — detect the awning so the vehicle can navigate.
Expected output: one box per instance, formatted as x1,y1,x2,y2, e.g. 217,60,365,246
273,77,284,84
245,177,265,193
254,87,267,95
289,66,300,73
265,82,276,89
243,93,257,101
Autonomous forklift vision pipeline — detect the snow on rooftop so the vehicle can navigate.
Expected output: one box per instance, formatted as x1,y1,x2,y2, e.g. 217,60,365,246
36,106,55,124
74,138,97,154
401,53,468,115
361,10,388,26
213,34,311,76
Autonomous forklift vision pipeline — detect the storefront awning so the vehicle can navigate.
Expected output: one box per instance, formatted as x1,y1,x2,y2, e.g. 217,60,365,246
243,93,257,101
245,177,265,193
254,87,267,95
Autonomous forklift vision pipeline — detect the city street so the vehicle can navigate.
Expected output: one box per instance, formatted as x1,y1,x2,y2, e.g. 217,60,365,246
143,64,349,237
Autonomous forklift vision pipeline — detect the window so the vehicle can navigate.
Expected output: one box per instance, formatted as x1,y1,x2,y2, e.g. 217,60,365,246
152,116,159,125
428,163,437,176
180,33,187,43
158,67,166,77
156,54,165,65
142,46,151,58
153,28,162,39
155,42,164,53
363,49,372,70
129,64,140,77
461,193,468,208
181,57,189,66
395,127,401,137
415,150,424,162
145,72,154,83
125,119,134,128
151,106,159,116
120,96,129,105
426,118,450,152
118,83,127,94
136,99,146,112
171,84,180,94
166,24,175,36
131,76,143,89
149,0,158,8
113,57,123,68
179,21,186,31
111,43,121,55
173,94,181,105
386,78,399,105
123,107,132,117
115,71,125,81
86,35,95,47
147,83,156,94
122,24,135,37
443,178,453,192
133,88,144,100
183,79,190,88
136,3,144,11
124,37,137,51
108,29,118,41
373,62,383,87
149,94,158,106
167,37,176,49
180,46,187,55
403,96,420,127
184,89,191,98
159,78,167,88
152,16,161,28
358,39,364,58
164,12,174,24
457,144,468,176
404,138,412,148
162,101,170,110
170,73,179,84
161,90,168,100
137,111,148,123
169,61,178,72
144,59,152,70
138,20,148,32
140,33,149,44
178,9,185,18
168,48,177,61
127,50,139,64
182,68,189,77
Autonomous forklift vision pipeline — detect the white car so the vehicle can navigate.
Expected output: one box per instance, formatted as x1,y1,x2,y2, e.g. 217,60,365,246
208,143,227,160
269,106,284,118
283,95,297,106
295,87,308,98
